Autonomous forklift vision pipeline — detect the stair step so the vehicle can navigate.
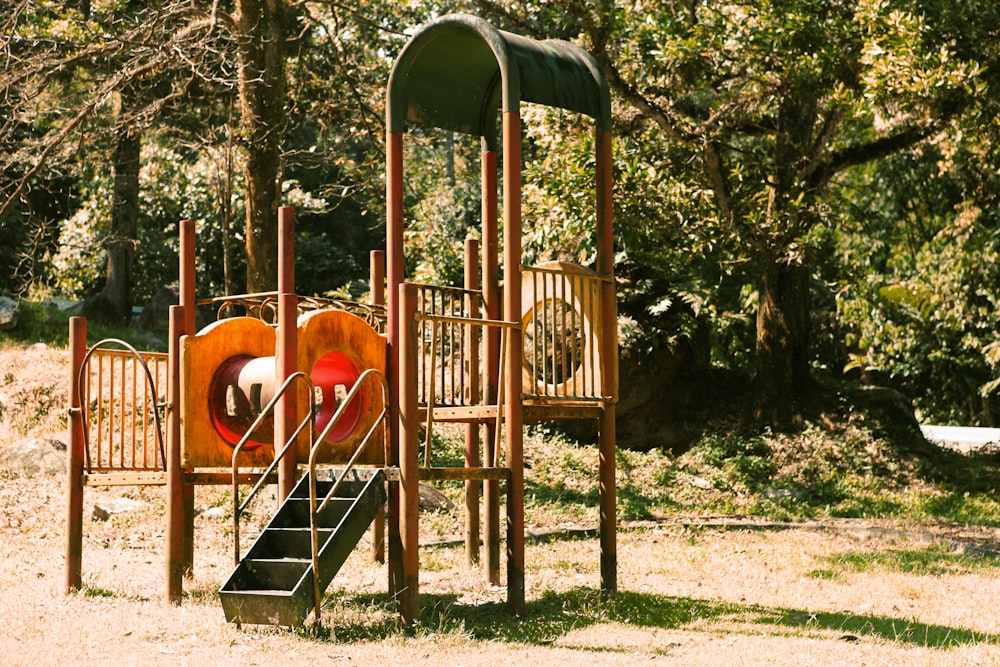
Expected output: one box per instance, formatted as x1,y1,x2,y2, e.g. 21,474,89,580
290,468,383,499
269,497,353,529
251,527,334,559
229,558,311,591
218,587,309,626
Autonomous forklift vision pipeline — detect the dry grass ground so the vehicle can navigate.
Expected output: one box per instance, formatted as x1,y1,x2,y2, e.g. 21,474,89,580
4,338,1000,665
3,472,1000,666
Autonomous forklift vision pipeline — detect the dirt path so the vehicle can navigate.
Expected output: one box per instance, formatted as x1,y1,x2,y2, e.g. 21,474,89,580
3,474,1000,666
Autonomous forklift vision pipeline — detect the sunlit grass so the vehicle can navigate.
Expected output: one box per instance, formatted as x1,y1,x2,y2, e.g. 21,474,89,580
809,541,1000,578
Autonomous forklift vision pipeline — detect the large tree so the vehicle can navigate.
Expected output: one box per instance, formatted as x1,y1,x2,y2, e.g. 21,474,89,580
236,0,287,293
476,0,1000,428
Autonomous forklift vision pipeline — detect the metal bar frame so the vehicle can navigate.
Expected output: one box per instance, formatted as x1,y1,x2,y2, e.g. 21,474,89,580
230,371,317,566
307,368,389,627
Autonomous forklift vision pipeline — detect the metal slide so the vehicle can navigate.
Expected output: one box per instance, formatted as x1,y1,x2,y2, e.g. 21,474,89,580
219,468,386,626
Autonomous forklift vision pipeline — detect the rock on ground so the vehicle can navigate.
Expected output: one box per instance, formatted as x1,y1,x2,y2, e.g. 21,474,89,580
0,296,19,331
92,497,149,521
0,437,66,476
418,482,453,512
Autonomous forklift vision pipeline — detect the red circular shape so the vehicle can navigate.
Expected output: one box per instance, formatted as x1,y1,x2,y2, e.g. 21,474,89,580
207,355,271,449
311,352,363,442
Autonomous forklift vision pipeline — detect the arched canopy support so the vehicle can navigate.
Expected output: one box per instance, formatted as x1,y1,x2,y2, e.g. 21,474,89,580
384,13,615,622
386,13,611,150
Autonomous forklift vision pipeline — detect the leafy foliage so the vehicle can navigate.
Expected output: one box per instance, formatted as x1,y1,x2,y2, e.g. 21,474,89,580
832,131,1000,424
3,1,1000,427
474,0,1000,427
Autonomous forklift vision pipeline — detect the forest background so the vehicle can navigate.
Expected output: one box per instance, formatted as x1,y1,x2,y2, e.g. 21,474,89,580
3,0,1000,446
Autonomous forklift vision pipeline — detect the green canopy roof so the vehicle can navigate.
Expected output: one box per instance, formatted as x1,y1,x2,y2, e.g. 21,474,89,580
387,14,611,150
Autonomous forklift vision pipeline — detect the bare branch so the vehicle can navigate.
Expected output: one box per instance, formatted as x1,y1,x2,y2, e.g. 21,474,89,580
0,3,238,219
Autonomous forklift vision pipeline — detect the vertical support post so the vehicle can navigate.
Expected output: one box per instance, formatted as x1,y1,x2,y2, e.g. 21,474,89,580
464,238,481,566
481,142,501,585
65,316,86,593
370,249,386,306
179,220,196,575
276,206,298,501
398,283,420,624
596,129,618,593
166,305,186,603
502,111,525,616
179,220,196,335
370,249,386,564
386,130,405,597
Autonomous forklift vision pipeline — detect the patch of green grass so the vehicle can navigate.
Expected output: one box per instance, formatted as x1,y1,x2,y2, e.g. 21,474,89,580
431,414,1000,528
425,426,467,468
82,584,117,598
913,492,1000,526
0,300,165,351
766,607,996,648
810,541,1000,577
688,430,776,493
627,416,1000,526
0,301,71,347
807,568,841,580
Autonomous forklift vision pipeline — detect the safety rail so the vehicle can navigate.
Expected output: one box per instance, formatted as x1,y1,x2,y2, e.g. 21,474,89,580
202,291,387,333
306,367,389,626
231,371,317,565
521,264,609,401
417,310,516,467
412,268,608,408
412,283,488,408
72,340,168,474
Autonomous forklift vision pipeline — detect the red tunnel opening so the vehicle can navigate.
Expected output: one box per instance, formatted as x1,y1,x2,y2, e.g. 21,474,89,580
207,355,273,449
311,351,363,442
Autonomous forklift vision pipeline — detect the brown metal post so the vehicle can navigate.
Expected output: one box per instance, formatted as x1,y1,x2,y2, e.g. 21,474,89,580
370,250,385,306
276,206,298,501
180,220,196,335
464,238,481,566
166,305,186,603
398,283,420,623
276,292,298,500
596,129,618,593
65,316,86,593
179,220,196,575
370,249,386,564
502,111,525,616
386,133,405,361
386,131,405,597
481,144,501,585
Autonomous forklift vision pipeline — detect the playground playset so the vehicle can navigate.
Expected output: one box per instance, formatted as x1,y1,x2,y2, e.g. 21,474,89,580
64,14,618,626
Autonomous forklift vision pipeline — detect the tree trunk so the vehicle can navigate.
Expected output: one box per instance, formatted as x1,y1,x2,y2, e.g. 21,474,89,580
753,91,819,429
103,126,140,324
754,254,813,429
237,0,286,293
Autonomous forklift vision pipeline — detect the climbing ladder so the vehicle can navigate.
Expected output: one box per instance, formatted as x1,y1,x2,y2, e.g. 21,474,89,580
219,467,387,626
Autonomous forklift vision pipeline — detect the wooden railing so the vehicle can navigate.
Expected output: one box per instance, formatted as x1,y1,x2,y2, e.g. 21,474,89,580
520,263,607,401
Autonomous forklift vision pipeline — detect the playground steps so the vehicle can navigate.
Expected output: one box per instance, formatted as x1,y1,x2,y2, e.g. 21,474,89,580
219,468,386,626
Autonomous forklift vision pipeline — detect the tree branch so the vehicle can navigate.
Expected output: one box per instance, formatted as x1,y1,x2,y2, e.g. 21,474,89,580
812,121,938,188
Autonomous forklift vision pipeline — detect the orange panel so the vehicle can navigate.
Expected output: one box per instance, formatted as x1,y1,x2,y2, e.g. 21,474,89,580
297,309,388,465
180,317,276,468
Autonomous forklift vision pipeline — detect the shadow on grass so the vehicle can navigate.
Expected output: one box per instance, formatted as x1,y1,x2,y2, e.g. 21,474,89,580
321,587,1000,649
